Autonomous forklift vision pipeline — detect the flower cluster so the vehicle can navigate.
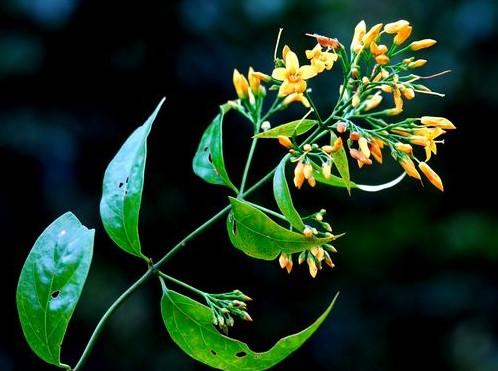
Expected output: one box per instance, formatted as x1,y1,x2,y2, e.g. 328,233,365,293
231,19,455,277
205,289,253,335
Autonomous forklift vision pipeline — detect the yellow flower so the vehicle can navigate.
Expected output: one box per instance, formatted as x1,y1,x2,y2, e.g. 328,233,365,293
393,25,412,45
410,126,445,160
398,153,421,179
305,44,338,73
277,135,293,148
282,92,310,107
410,39,437,50
279,252,293,273
232,68,249,100
272,45,317,97
418,162,444,191
362,23,383,48
351,20,366,54
420,116,456,130
384,20,410,34
364,92,383,111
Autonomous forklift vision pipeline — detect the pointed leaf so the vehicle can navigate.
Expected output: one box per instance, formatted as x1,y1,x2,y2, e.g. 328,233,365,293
253,119,318,138
193,103,238,193
100,97,165,260
161,288,339,371
273,155,305,232
330,131,351,192
16,212,94,367
227,197,338,260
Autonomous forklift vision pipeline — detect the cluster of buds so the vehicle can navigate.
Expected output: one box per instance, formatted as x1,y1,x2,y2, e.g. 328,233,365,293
279,209,340,277
205,289,253,335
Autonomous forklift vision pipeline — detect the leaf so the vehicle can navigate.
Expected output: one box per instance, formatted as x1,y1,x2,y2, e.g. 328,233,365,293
273,155,305,232
313,169,359,189
99,97,165,260
161,288,339,371
192,103,239,193
227,197,337,260
16,212,94,368
253,119,318,138
329,131,351,193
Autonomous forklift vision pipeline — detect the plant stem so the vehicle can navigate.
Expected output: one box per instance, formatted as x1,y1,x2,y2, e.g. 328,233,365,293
73,167,276,369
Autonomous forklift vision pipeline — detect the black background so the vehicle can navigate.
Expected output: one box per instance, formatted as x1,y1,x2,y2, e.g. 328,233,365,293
2,0,498,370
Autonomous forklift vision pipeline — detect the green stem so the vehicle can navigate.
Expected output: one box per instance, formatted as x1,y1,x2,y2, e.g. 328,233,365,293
72,166,277,369
73,269,153,371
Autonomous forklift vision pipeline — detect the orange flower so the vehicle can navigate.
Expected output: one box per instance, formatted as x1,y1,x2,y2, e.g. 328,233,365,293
272,45,317,97
398,154,421,179
418,162,444,191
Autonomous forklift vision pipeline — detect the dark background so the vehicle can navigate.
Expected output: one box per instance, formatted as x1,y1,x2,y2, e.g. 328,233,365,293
2,0,498,370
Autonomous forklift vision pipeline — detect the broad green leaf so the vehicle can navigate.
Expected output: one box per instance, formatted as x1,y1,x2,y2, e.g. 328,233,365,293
100,97,165,260
192,103,238,193
253,119,318,138
16,212,94,368
227,197,337,260
329,132,351,193
161,288,339,371
273,155,305,231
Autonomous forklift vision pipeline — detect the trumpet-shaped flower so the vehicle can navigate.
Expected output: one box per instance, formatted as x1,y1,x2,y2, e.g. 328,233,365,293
305,44,338,73
272,45,317,97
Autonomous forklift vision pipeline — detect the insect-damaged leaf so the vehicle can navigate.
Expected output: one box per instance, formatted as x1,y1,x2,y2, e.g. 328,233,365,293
161,288,339,371
192,103,238,193
100,97,165,260
16,212,94,368
253,119,318,139
227,197,338,260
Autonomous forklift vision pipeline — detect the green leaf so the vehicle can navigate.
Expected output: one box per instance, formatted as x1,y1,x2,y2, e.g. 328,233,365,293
273,155,305,232
16,212,94,368
227,197,338,260
192,103,239,193
161,288,339,371
99,97,165,260
313,168,358,189
253,119,318,138
329,132,351,193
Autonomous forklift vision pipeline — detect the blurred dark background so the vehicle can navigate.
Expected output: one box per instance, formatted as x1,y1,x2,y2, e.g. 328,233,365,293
2,0,497,370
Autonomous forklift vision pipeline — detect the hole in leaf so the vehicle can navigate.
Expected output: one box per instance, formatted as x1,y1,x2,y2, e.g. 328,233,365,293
51,290,60,298
231,219,237,235
118,182,124,188
235,351,247,358
210,349,217,356
207,152,213,164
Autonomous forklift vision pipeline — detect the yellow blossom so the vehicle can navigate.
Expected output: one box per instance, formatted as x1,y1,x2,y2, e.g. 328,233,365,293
364,92,383,111
351,20,366,54
279,252,293,273
394,25,412,45
306,255,318,278
305,44,338,73
418,162,444,191
410,39,437,50
277,135,293,148
272,45,317,97
232,68,249,100
420,116,456,129
362,23,383,48
384,20,410,34
282,92,310,107
398,154,421,179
